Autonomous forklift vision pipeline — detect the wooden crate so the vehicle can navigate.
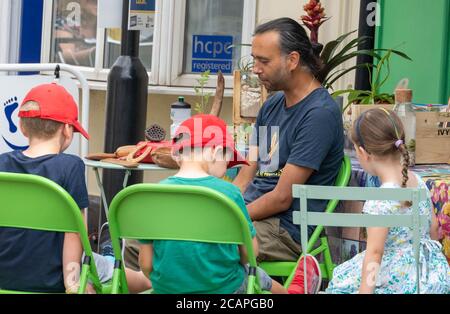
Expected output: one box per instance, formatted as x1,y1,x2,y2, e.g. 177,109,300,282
415,111,450,164
351,104,450,164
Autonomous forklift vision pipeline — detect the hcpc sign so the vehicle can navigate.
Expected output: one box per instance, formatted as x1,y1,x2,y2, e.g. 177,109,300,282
192,35,233,74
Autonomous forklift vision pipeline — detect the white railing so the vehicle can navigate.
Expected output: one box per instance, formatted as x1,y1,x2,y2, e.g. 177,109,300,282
0,63,90,159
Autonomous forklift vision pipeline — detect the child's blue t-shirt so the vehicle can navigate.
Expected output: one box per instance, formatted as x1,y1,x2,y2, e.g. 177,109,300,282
0,150,88,293
145,176,256,294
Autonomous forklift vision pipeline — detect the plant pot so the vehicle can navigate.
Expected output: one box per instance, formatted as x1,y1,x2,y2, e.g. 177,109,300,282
240,72,263,118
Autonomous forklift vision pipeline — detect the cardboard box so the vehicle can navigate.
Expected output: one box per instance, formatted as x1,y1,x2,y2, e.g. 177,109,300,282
415,111,450,164
351,105,450,164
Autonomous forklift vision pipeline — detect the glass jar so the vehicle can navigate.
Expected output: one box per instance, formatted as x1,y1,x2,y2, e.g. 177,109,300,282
394,89,416,166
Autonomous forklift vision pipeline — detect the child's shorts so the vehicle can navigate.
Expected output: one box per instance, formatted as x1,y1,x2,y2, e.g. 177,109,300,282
233,265,273,293
82,253,114,283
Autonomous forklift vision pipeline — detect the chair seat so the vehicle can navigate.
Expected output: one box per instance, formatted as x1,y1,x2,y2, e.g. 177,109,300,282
259,261,296,277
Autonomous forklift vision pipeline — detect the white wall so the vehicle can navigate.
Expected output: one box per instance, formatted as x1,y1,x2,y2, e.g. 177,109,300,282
320,0,361,92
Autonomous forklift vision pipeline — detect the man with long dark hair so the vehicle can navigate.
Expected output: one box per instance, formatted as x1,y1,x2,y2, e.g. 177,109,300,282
233,17,344,263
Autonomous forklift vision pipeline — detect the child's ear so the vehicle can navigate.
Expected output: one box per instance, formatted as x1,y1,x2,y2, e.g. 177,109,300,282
171,146,188,166
171,149,182,165
212,146,225,162
18,120,28,138
62,124,73,137
356,146,370,160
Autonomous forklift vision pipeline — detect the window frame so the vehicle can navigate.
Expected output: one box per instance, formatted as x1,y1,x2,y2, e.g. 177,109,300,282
0,0,22,65
166,0,256,88
41,0,256,90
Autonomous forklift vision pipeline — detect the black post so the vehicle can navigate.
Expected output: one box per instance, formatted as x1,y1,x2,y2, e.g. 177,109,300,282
354,0,377,91
101,0,148,227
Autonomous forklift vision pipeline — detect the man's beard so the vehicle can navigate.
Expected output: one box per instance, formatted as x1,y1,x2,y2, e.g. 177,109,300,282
262,69,289,92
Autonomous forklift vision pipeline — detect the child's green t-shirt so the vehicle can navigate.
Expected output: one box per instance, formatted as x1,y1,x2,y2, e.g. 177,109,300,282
143,176,256,294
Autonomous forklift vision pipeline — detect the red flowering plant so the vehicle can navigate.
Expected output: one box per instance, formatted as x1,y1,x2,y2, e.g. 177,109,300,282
301,0,330,44
300,0,410,95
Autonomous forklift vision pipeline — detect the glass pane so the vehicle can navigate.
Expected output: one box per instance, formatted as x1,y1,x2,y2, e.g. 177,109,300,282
103,28,153,71
183,0,244,75
50,0,98,67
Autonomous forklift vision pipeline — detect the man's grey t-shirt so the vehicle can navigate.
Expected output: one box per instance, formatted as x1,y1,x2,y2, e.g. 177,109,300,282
243,88,344,243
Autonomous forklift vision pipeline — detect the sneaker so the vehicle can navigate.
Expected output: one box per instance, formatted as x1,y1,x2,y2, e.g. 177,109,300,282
288,255,322,294
100,241,115,264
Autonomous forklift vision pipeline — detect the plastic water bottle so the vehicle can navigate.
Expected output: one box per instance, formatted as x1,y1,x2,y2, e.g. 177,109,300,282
170,96,191,139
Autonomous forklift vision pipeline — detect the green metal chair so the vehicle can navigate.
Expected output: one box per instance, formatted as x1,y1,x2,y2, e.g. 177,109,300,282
294,184,429,293
259,155,351,286
108,184,261,294
0,172,104,294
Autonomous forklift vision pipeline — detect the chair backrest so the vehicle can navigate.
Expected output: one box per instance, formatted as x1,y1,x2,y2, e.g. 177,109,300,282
0,171,90,238
305,155,351,253
0,172,98,293
293,184,429,294
108,183,258,293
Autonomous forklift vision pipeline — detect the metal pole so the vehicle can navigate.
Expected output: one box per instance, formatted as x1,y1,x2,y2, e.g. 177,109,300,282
354,0,377,91
101,0,149,230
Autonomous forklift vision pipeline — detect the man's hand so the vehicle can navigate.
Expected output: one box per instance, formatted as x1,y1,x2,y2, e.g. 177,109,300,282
247,163,313,220
233,146,258,194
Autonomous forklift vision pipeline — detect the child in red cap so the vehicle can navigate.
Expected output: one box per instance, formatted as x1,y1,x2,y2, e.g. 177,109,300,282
138,114,287,294
0,83,150,293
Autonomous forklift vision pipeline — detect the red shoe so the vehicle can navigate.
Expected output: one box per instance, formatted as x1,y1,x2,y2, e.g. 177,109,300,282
288,255,322,294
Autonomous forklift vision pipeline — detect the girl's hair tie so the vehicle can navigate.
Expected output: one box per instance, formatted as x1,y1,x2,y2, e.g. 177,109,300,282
395,139,404,148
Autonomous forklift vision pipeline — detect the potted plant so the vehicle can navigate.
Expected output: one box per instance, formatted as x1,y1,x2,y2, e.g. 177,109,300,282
332,49,412,121
236,56,265,119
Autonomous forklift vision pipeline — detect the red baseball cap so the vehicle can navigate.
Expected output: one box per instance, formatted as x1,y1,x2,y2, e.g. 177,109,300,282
172,114,249,168
18,83,89,139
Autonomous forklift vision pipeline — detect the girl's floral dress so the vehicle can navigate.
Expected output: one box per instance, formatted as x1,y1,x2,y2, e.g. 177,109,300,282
326,175,450,294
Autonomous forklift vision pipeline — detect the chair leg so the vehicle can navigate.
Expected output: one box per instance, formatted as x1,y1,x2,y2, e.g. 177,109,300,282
320,236,335,280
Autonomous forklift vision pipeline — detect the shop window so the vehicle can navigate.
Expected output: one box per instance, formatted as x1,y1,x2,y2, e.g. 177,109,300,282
42,0,255,89
49,0,98,67
183,0,244,75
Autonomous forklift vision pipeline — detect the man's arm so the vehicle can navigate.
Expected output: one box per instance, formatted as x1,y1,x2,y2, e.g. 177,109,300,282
247,164,313,220
233,146,258,194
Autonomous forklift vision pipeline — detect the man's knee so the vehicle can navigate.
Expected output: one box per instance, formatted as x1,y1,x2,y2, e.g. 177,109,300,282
123,239,141,271
253,217,300,262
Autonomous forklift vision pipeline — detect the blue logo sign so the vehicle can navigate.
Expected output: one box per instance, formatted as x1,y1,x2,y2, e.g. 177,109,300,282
192,35,233,74
2,96,28,150
129,0,155,11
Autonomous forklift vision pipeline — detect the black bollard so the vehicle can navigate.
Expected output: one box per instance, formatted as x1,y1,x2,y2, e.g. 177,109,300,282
354,0,377,91
101,0,148,230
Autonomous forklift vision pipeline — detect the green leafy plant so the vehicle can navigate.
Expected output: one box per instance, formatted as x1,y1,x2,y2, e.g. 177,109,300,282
193,70,213,114
237,56,261,89
318,31,411,91
237,55,254,73
333,49,412,112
